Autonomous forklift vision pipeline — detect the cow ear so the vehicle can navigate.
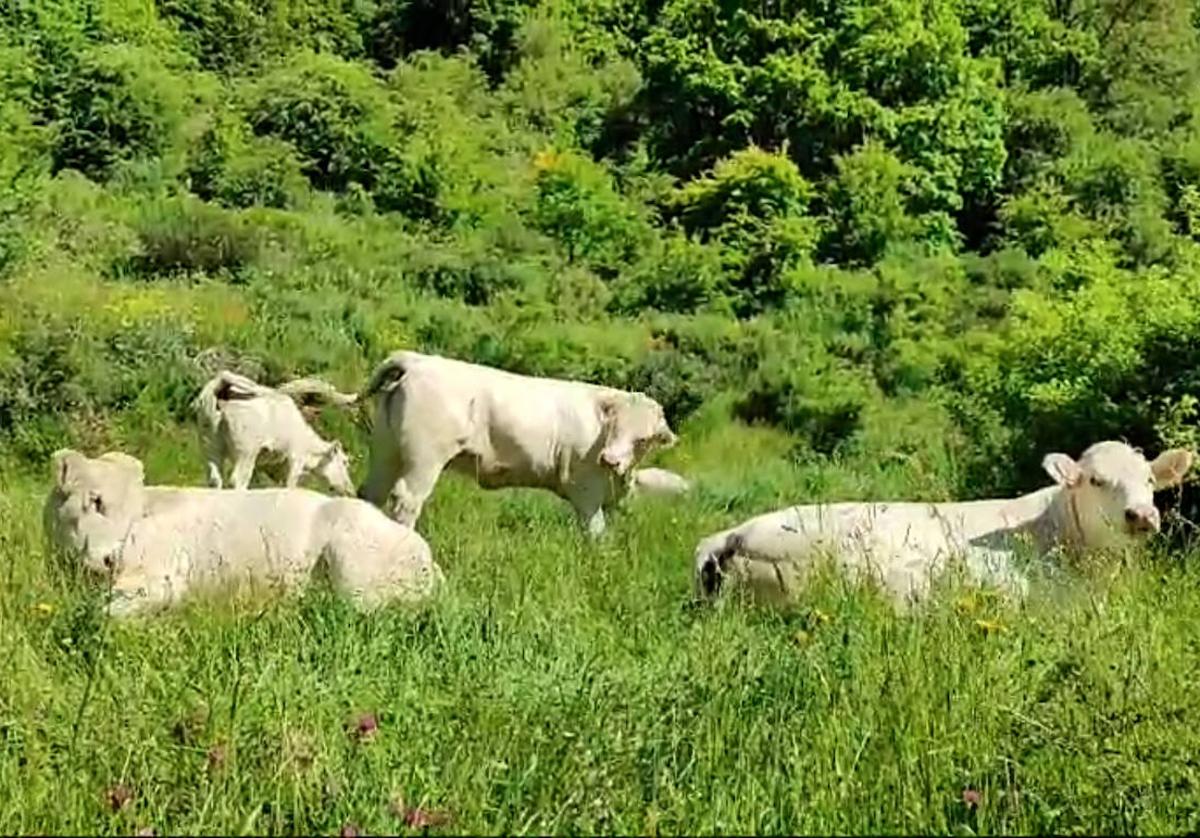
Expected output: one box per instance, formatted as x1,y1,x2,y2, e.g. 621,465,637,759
1042,453,1083,488
98,451,146,486
597,393,624,434
51,449,86,489
1151,448,1194,489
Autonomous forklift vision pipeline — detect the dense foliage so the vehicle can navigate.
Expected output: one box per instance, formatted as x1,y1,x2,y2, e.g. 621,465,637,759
6,0,1200,496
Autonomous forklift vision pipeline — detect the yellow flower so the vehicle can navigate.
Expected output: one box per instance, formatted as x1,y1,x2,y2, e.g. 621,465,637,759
975,618,1007,635
33,602,54,616
533,148,560,172
811,608,831,625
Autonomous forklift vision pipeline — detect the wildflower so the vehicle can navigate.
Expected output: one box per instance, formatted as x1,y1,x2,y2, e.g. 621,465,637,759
390,794,452,829
349,713,378,742
206,743,228,773
104,783,134,813
962,788,982,810
954,594,978,615
975,618,1007,635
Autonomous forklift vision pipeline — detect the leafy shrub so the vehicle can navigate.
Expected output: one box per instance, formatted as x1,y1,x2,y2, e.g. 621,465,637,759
1060,135,1173,264
122,197,261,278
364,0,537,77
500,13,641,149
1004,88,1094,190
404,232,541,306
672,146,814,239
820,141,929,265
624,348,720,427
244,51,396,195
47,44,195,181
735,357,874,455
670,147,819,313
161,0,365,71
530,148,649,275
189,112,309,209
608,233,728,315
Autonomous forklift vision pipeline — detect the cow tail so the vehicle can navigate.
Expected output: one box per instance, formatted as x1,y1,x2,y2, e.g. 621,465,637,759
192,373,227,433
276,376,359,408
362,354,410,400
358,354,410,432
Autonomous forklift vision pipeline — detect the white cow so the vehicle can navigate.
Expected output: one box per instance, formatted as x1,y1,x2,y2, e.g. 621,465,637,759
694,441,1194,608
194,370,356,494
358,351,678,535
631,467,693,497
44,449,443,618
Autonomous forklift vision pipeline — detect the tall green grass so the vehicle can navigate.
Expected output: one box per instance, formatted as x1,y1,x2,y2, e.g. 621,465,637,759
4,421,1200,834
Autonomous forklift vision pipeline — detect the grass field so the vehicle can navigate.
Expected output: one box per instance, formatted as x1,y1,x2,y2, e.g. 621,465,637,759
5,408,1200,835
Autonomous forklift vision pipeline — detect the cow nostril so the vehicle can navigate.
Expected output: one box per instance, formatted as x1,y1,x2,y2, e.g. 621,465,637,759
1125,509,1139,524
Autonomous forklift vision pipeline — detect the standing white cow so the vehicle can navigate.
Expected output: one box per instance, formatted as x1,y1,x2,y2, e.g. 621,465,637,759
694,441,1193,608
194,370,356,494
45,449,443,618
358,351,678,535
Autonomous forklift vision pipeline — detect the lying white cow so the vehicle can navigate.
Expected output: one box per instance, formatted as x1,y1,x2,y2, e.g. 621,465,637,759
631,467,693,497
45,449,443,618
194,370,356,494
694,441,1193,608
358,351,678,535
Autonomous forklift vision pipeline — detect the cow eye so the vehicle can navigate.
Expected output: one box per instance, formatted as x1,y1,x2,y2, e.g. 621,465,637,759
89,495,105,514
1089,476,1106,488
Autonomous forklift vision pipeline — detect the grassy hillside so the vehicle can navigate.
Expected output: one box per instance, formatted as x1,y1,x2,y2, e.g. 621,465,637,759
6,0,1200,831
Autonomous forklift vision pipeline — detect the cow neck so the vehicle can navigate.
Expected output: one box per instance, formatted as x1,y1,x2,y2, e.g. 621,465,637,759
1028,485,1085,553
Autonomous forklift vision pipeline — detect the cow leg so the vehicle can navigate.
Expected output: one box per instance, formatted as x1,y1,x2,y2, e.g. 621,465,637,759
283,456,305,488
390,455,452,527
359,421,404,507
229,449,259,490
567,477,609,538
204,437,225,489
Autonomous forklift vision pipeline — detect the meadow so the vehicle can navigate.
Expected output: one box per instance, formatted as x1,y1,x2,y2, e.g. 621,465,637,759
8,0,1200,832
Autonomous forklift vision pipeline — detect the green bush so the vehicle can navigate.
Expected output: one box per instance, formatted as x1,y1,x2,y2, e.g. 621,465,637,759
122,197,261,278
735,357,874,455
530,148,649,275
47,44,196,181
189,112,309,209
244,51,396,195
820,141,930,265
161,0,365,71
608,233,728,315
669,147,819,313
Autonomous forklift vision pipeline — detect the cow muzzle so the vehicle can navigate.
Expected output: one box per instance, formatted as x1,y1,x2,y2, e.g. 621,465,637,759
1124,505,1160,534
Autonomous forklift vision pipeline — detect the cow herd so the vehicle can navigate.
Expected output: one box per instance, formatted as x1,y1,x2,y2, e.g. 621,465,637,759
42,349,1195,619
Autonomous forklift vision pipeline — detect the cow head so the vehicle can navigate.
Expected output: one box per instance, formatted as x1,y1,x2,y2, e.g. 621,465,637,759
597,392,678,476
46,449,147,575
314,440,355,496
1042,440,1193,548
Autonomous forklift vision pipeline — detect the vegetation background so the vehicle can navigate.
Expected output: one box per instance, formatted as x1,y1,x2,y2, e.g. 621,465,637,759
6,0,1200,832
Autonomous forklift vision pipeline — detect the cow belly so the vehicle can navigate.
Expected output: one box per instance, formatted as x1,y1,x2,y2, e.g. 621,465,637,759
447,452,549,490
